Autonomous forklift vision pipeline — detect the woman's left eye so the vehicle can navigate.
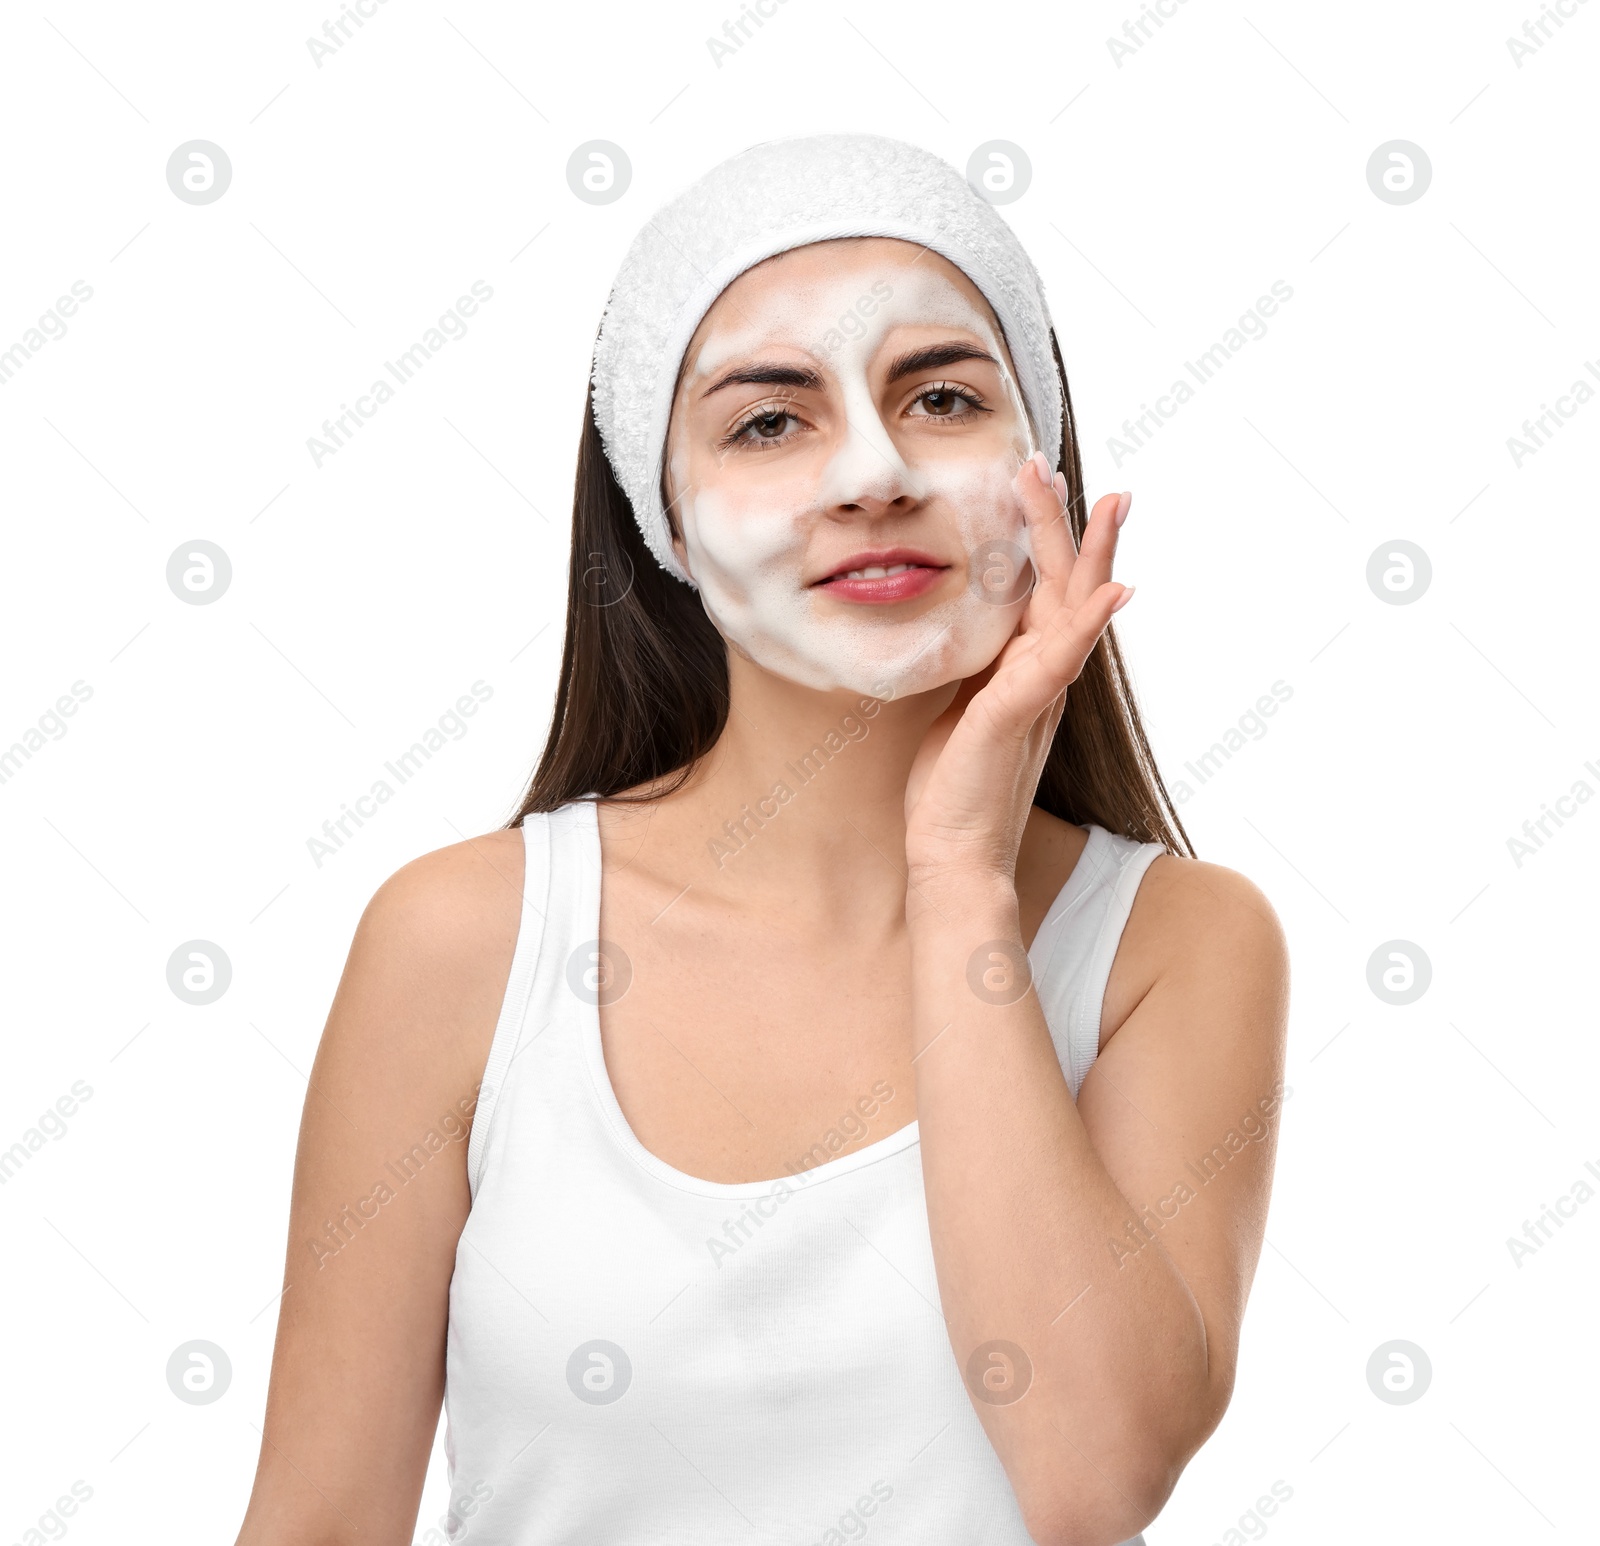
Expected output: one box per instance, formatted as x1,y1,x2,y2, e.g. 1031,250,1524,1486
907,384,988,420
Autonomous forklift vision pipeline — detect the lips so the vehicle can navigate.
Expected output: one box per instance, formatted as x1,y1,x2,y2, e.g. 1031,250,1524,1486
811,547,948,604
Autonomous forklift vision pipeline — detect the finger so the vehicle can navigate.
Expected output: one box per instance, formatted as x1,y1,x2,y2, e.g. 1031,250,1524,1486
1038,580,1130,691
1022,580,1129,712
1051,469,1077,526
1065,488,1129,611
1011,452,1077,608
978,580,1130,738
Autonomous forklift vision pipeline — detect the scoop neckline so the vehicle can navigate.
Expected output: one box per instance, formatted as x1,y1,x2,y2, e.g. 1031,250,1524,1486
571,797,1109,1200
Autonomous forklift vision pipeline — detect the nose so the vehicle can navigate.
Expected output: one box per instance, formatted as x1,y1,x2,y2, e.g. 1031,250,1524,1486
816,377,928,515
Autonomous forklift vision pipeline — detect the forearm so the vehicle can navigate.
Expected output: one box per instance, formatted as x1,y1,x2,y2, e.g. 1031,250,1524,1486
908,874,1214,1540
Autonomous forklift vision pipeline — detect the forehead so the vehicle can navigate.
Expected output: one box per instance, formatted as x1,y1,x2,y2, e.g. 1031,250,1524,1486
681,237,1004,374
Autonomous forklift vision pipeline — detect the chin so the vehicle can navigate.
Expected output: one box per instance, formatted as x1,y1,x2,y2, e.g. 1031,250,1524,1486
761,602,1023,701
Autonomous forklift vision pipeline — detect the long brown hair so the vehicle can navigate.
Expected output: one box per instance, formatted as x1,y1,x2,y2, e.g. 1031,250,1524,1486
508,328,1195,858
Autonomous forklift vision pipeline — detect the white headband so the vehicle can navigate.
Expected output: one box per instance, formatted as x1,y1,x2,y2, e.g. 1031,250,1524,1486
589,132,1064,589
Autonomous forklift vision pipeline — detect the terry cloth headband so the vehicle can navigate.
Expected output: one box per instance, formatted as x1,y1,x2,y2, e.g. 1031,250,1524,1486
588,131,1064,589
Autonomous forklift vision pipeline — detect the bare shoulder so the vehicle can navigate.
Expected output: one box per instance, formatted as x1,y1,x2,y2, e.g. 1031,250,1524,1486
359,825,525,960
1106,850,1290,1045
330,826,527,1094
1131,853,1288,972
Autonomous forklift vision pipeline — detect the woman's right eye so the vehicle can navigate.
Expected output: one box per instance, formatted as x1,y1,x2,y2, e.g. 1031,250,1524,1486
721,402,806,449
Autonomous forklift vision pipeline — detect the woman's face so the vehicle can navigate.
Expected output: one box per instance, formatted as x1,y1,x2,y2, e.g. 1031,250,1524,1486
662,237,1038,700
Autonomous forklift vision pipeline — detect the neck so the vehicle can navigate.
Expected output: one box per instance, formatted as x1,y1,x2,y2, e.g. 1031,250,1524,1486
606,653,957,920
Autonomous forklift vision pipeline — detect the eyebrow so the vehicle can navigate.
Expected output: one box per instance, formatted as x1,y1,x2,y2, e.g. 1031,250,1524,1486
882,341,999,383
700,363,822,399
698,341,1000,400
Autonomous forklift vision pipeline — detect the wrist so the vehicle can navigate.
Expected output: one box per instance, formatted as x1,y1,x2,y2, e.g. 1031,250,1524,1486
906,867,1020,938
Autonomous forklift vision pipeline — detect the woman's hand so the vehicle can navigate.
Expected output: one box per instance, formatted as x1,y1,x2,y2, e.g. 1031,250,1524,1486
903,452,1132,896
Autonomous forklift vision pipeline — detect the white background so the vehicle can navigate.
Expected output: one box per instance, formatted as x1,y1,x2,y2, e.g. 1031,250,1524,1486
2,1,1596,1542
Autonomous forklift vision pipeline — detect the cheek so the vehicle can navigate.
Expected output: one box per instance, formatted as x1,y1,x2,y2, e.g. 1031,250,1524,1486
665,445,691,535
922,454,1028,543
994,366,1035,460
680,480,811,586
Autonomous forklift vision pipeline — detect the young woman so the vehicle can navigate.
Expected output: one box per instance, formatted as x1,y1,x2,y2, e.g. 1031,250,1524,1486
234,135,1289,1546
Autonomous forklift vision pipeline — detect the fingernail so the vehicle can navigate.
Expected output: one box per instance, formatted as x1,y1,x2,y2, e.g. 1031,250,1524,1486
1052,470,1068,501
1110,584,1136,614
1114,491,1133,527
1033,451,1053,489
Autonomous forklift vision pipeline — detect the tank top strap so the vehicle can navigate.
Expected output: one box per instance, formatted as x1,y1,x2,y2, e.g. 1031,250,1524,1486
1028,824,1167,1097
466,801,594,1198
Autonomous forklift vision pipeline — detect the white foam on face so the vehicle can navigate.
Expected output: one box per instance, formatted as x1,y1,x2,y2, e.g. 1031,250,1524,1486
671,253,1039,700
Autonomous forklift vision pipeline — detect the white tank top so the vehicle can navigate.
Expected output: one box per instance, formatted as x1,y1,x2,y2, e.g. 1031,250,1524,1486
444,798,1163,1545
